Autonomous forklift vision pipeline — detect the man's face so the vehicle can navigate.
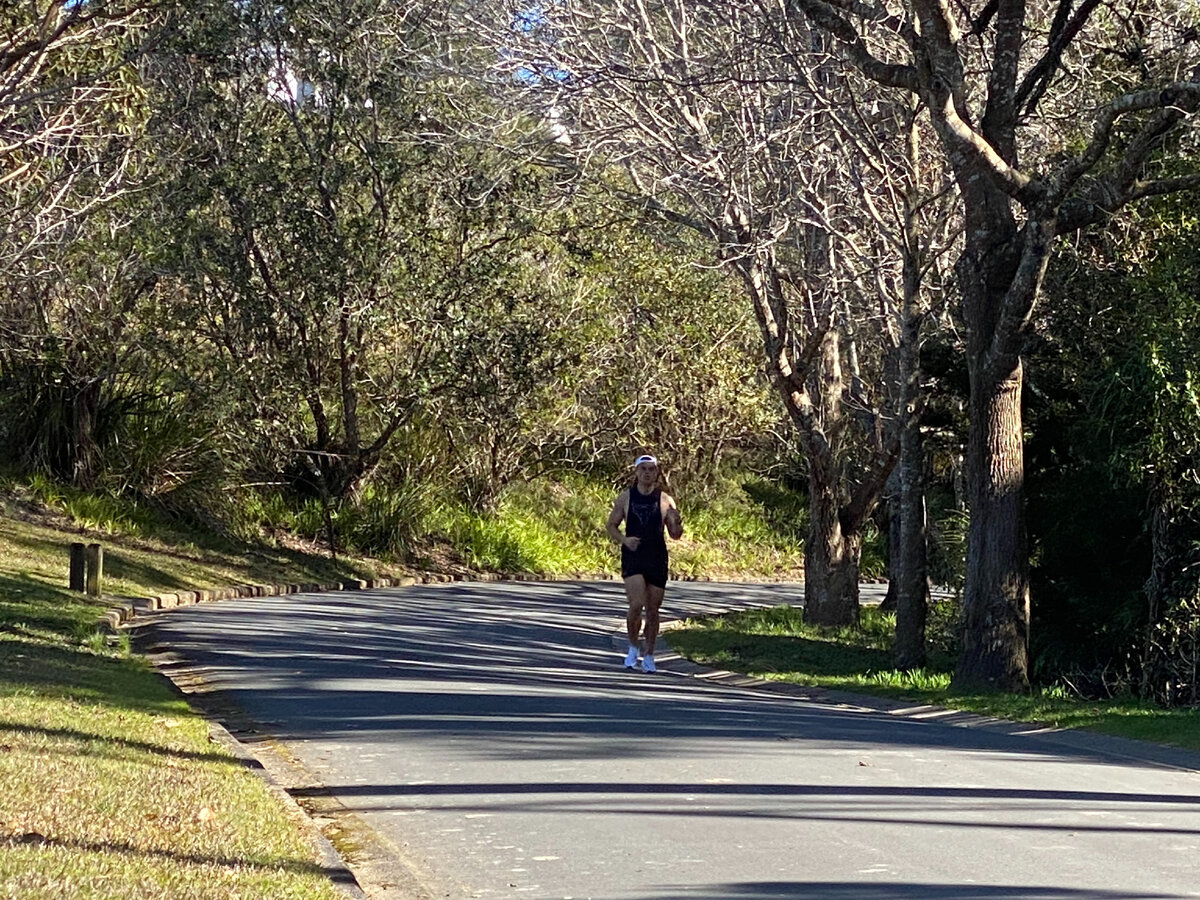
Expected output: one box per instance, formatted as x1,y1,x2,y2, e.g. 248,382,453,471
636,462,658,484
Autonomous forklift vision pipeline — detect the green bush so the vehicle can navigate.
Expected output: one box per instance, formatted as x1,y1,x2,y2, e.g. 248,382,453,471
424,476,614,574
739,476,808,541
25,473,160,536
229,479,428,561
334,482,426,559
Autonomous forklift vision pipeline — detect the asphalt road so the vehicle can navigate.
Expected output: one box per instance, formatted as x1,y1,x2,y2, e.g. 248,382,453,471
147,580,1200,900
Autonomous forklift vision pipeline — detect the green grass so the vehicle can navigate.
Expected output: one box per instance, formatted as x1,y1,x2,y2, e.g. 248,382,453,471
423,478,615,574
671,476,807,578
419,473,807,580
0,652,346,899
0,499,396,898
668,604,1200,753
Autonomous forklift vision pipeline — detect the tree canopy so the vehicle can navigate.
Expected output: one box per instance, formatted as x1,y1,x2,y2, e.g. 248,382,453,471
1,0,1198,702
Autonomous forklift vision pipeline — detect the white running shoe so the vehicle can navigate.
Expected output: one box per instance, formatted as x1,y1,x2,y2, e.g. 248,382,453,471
623,645,639,669
641,654,657,674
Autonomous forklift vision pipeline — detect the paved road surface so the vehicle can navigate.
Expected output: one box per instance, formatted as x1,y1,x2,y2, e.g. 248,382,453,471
147,580,1200,900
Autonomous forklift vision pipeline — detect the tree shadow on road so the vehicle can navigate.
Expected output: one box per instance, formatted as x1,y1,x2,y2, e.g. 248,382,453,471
145,580,1200,775
612,883,1189,899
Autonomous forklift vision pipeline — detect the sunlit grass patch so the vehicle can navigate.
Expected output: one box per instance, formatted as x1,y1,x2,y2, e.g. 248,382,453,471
422,480,613,575
0,623,345,899
668,479,806,579
0,668,343,899
441,473,808,580
0,507,375,898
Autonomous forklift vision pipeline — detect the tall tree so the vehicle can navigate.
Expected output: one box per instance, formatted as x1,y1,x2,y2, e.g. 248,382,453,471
775,0,1200,689
554,204,776,492
481,0,936,625
1,0,161,273
0,1,169,486
146,0,509,506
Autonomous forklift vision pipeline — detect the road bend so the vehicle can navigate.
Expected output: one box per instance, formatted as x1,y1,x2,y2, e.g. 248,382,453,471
147,580,1200,900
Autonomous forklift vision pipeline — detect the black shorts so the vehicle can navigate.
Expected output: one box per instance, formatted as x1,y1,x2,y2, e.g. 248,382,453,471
621,549,669,589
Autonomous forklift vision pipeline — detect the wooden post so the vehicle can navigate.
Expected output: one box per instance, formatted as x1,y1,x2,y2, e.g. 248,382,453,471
69,543,86,592
85,543,103,597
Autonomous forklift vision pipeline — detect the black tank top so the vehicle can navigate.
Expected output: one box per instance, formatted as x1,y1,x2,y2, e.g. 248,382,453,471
625,488,666,556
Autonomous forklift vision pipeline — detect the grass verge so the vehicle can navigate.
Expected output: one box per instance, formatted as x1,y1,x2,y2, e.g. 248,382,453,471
668,604,1200,753
0,505,399,899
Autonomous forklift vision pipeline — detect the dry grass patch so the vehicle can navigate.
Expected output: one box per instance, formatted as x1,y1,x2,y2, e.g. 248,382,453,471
0,638,348,899
0,501,374,899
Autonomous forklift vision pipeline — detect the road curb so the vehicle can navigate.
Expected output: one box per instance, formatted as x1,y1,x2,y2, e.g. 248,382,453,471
96,570,840,634
202,713,367,899
143,642,456,899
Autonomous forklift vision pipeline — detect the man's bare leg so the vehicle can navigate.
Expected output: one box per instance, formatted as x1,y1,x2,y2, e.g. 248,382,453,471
623,575,648,668
624,574,648,650
644,585,665,656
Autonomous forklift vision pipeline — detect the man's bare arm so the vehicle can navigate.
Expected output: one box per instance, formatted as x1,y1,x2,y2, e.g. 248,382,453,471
662,494,683,540
607,493,635,547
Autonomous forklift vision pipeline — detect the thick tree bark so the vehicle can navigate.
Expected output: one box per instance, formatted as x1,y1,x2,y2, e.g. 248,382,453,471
805,463,862,626
730,248,870,627
892,408,929,669
953,363,1030,692
802,323,863,625
947,209,1049,692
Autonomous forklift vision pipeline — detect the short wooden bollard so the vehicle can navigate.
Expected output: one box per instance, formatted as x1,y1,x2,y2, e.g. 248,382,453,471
85,543,103,597
69,543,86,592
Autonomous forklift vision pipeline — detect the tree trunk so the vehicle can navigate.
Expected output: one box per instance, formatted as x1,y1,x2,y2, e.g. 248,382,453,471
71,379,102,489
1138,485,1200,706
1140,489,1170,701
804,463,861,626
892,412,929,669
953,362,1030,692
879,486,898,613
728,249,865,627
892,281,929,670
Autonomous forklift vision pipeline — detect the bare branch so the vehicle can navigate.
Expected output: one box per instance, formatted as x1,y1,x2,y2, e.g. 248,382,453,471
782,0,919,90
1014,0,1105,118
933,88,1044,203
1050,80,1200,211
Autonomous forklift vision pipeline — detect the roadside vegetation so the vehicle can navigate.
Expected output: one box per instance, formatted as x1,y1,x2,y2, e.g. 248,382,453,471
0,484,396,899
427,474,809,580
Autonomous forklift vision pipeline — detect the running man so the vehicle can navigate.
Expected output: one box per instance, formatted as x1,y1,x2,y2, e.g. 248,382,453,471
606,454,683,673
